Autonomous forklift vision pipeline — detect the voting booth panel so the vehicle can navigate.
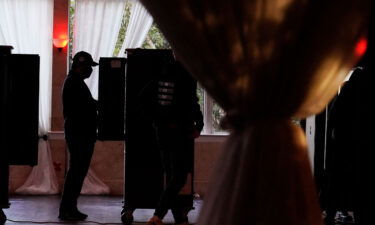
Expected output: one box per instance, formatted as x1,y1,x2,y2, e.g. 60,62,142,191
1,54,39,166
124,49,167,208
123,49,195,211
98,57,126,141
0,51,39,208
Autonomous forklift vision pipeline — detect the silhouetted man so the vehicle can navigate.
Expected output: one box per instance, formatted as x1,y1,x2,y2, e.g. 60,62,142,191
59,51,98,221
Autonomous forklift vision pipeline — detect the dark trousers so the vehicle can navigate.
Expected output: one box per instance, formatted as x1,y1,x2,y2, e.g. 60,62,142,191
60,139,95,212
154,127,193,224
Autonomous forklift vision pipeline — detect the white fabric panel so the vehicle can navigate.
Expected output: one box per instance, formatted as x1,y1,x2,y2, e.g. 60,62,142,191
0,0,53,135
81,168,110,195
118,0,153,57
15,140,59,194
0,0,57,195
73,0,126,99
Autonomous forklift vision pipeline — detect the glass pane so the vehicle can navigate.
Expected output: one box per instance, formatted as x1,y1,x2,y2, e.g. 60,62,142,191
142,22,171,49
212,100,226,133
113,1,132,56
68,0,75,64
197,83,204,113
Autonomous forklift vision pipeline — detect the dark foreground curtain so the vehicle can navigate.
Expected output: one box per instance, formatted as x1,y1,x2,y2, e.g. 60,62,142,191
139,1,373,224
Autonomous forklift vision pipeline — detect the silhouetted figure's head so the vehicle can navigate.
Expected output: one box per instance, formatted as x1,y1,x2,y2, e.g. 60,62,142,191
71,51,98,79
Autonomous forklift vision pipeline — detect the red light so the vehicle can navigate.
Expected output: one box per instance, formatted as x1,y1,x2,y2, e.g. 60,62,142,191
53,32,68,52
355,38,367,57
53,38,68,48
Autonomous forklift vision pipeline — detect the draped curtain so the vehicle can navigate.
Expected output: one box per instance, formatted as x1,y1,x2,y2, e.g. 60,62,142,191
73,0,126,99
118,0,153,57
138,1,372,224
0,0,58,194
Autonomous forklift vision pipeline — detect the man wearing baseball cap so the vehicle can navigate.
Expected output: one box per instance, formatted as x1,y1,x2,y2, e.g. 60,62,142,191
59,51,98,221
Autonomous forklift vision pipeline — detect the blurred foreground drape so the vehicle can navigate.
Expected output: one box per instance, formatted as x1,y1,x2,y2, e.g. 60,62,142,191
139,0,372,224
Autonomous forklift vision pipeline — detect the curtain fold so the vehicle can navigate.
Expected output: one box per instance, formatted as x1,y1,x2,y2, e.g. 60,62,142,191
81,168,110,195
138,1,373,224
15,140,59,195
0,0,57,195
73,0,126,99
118,0,153,57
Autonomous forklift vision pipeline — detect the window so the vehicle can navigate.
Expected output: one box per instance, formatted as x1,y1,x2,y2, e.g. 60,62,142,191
141,24,227,135
69,1,226,135
197,84,226,134
142,22,171,49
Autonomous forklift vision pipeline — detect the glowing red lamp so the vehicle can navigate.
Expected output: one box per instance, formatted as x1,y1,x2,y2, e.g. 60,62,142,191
354,37,367,57
53,38,68,52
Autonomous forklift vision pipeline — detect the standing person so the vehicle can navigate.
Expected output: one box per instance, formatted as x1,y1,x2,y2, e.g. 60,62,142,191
350,64,375,225
147,59,204,225
59,51,99,221
324,60,375,225
323,74,357,225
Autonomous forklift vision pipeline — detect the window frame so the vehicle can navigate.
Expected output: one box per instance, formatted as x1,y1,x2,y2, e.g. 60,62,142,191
200,89,228,135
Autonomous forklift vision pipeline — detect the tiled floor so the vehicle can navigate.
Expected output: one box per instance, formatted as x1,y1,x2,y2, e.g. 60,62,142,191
2,195,202,225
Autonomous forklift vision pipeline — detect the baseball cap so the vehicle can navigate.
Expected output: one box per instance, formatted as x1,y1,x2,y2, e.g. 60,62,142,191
72,51,99,66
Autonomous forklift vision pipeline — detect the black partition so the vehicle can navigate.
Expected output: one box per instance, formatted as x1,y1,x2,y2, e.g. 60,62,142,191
0,52,39,208
0,54,39,166
123,49,170,208
123,49,195,210
98,57,126,141
0,160,8,208
0,54,9,208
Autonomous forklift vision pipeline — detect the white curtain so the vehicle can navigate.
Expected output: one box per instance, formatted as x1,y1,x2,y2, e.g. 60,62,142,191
118,0,153,57
15,140,58,194
73,0,126,99
81,168,110,195
0,0,58,194
73,0,127,194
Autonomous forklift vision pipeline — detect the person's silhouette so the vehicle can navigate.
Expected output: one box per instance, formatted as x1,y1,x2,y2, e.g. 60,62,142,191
146,59,203,225
59,51,99,221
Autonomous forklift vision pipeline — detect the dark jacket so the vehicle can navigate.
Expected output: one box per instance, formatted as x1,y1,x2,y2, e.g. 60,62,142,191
324,66,375,211
62,71,98,142
154,61,204,135
324,73,357,210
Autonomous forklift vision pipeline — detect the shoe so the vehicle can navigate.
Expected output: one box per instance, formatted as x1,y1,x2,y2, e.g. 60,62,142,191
58,209,88,221
0,209,6,225
121,209,134,225
335,211,353,224
337,214,353,224
147,215,164,225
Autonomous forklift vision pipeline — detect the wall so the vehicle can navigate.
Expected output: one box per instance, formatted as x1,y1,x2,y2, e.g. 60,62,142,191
9,0,226,197
10,135,225,197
